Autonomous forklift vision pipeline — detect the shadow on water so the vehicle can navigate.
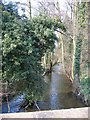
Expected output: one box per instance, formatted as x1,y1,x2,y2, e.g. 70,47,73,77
2,64,86,113
2,95,25,113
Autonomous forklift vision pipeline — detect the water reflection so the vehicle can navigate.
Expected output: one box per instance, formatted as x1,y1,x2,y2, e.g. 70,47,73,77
2,95,25,113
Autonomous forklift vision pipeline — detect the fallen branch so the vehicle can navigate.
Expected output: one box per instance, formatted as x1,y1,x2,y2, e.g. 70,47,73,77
34,101,40,111
6,95,10,113
25,103,29,109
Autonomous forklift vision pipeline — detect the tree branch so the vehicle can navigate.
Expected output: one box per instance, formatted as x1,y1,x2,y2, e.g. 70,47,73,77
56,29,73,40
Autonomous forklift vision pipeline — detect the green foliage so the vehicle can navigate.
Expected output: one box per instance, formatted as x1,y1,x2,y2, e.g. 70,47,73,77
78,2,87,27
74,37,82,77
74,2,87,81
2,3,66,103
80,75,90,100
3,2,19,17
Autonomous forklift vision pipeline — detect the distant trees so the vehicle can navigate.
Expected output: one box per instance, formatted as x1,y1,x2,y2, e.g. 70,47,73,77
63,0,89,101
36,0,89,100
72,1,88,93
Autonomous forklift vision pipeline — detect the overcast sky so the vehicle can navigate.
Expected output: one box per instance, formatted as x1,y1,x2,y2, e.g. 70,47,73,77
4,0,66,9
3,0,67,16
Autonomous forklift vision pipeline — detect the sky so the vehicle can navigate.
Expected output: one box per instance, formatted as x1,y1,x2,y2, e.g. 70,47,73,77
4,0,66,6
3,0,67,17
3,0,36,16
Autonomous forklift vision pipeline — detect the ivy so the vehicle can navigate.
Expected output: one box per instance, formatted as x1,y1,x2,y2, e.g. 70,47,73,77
2,2,66,103
74,37,82,77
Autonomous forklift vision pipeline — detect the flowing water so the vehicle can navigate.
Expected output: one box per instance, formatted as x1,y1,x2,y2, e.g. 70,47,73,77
2,64,86,113
28,64,86,111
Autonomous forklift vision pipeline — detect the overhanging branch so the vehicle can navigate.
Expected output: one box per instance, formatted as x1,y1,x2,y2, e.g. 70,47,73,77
56,29,73,40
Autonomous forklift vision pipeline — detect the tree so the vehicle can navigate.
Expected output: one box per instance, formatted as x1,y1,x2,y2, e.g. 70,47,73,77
2,2,66,104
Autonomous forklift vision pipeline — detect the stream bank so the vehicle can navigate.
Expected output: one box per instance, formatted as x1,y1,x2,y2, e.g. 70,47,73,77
1,64,87,113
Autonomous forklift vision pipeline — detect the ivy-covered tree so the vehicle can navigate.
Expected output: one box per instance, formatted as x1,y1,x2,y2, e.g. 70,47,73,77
2,2,66,104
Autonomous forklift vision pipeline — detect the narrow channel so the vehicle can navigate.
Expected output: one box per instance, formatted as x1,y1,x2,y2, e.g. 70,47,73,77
27,64,86,111
2,64,86,113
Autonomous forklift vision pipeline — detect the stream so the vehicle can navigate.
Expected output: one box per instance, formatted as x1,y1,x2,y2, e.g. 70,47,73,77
1,64,86,113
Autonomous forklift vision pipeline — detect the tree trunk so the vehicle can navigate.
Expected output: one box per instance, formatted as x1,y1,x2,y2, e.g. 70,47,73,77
88,1,90,76
74,37,82,82
71,0,81,93
72,0,78,80
61,39,64,70
43,53,47,69
27,0,31,19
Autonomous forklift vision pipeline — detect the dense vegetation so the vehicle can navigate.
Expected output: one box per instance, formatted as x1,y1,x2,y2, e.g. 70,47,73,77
1,2,66,104
1,0,89,108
